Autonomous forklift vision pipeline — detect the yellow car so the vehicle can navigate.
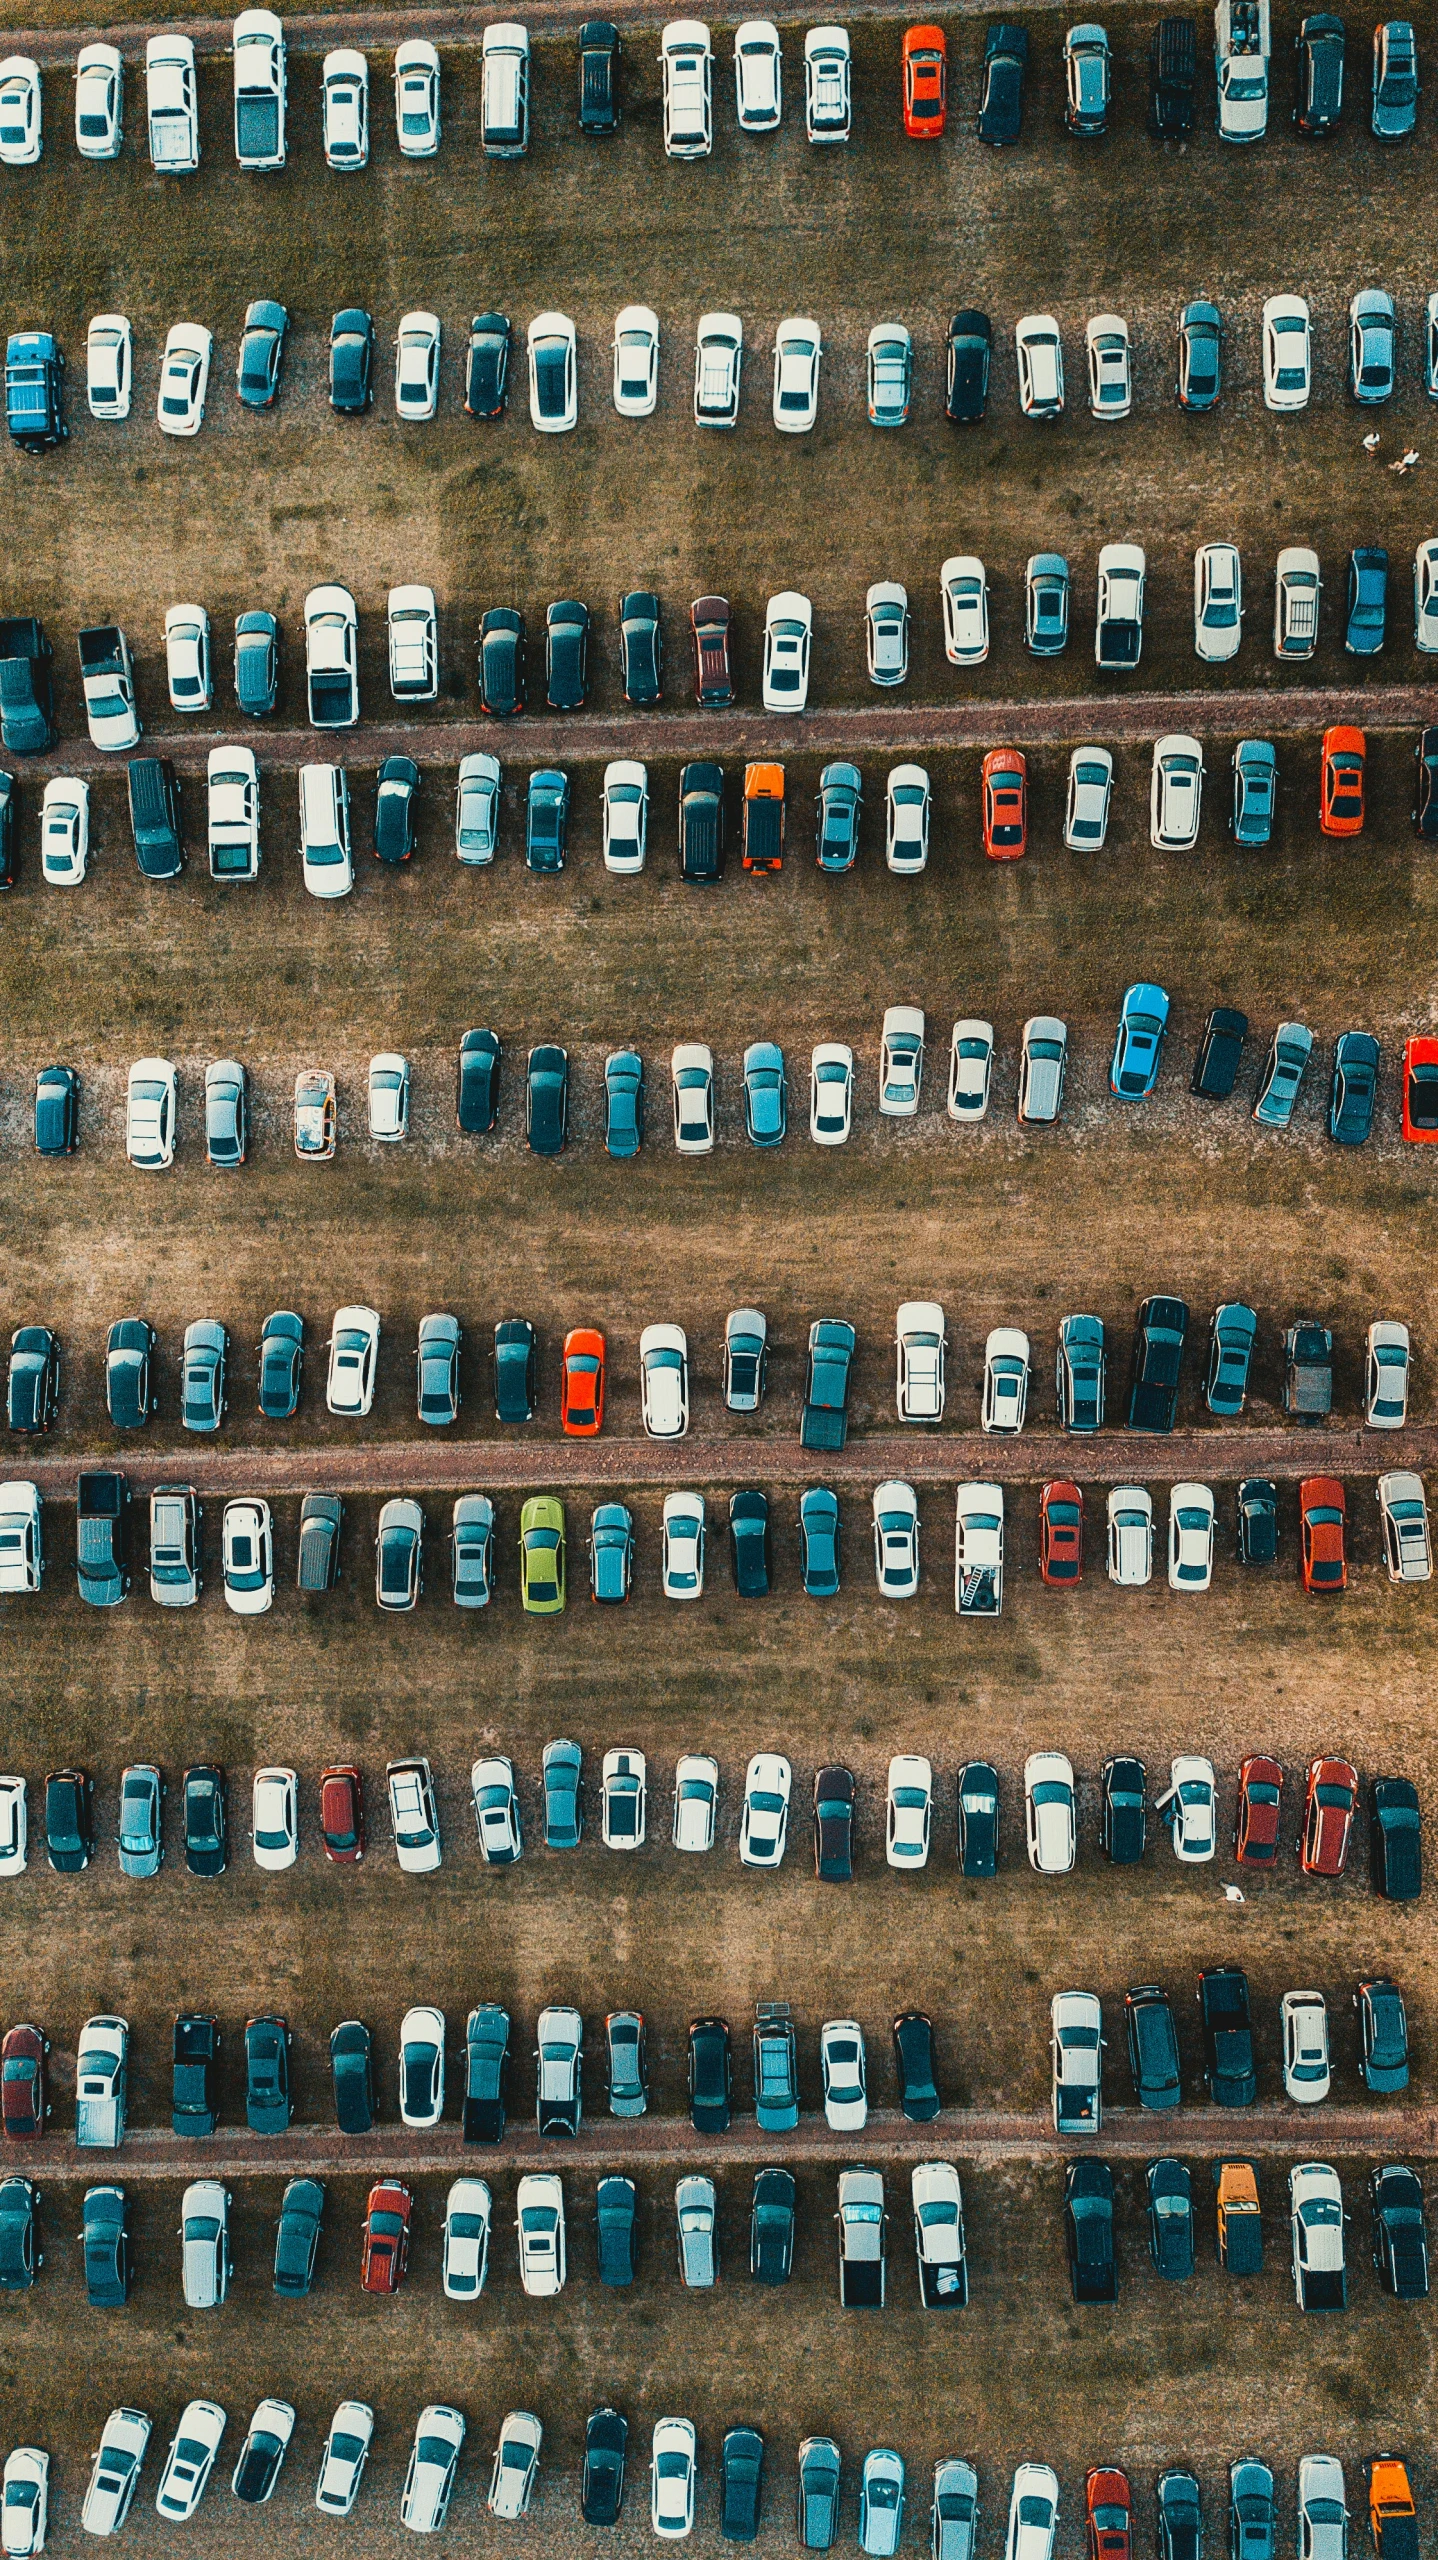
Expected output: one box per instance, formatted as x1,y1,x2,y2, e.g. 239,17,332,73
519,1495,566,1614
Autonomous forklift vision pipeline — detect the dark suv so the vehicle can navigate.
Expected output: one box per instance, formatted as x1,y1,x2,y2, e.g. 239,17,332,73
76,1470,129,1607
1127,1296,1188,1431
1295,12,1344,129
44,1767,93,1872
479,608,525,716
578,21,621,127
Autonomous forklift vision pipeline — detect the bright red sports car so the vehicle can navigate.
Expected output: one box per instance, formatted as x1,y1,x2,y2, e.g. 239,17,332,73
982,748,1028,858
560,1327,606,1436
1300,1476,1346,1595
361,2180,412,2293
1300,1755,1358,1876
1040,1480,1084,1585
902,23,947,133
1319,724,1365,836
1086,2469,1133,2560
1234,1755,1282,1865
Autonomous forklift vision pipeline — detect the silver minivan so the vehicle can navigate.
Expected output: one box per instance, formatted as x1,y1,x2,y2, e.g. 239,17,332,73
180,2179,230,2307
482,24,529,152
675,2174,716,2287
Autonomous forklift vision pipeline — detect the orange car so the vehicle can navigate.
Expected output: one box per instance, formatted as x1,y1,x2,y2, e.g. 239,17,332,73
1402,1034,1438,1142
742,762,784,872
560,1327,606,1436
902,23,947,132
1299,1476,1347,1595
1320,724,1365,835
1039,1481,1083,1586
982,748,1027,858
361,2180,412,2293
1085,2470,1133,2560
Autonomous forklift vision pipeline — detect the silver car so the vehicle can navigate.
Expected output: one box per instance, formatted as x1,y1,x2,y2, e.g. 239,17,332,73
933,2459,980,2560
1017,1017,1067,1126
866,581,909,685
456,753,501,863
1377,1470,1432,1583
1064,747,1113,849
1365,1320,1410,1426
180,2180,230,2308
676,2173,717,2287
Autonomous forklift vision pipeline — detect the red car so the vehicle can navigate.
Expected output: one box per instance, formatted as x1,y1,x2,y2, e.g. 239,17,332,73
1234,1755,1282,1865
1,2024,48,2140
361,2180,413,2293
1039,1481,1083,1585
1401,1035,1438,1143
1086,2470,1132,2560
319,1765,365,1864
560,1327,606,1436
690,596,732,706
1300,1755,1358,1876
1319,724,1365,836
982,749,1027,858
1300,1475,1347,1595
902,23,947,132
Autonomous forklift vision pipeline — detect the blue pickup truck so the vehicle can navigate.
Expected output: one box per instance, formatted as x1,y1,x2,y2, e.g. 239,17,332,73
5,332,66,451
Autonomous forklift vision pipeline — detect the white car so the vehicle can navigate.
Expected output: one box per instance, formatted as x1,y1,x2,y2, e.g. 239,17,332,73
387,1759,441,1874
879,1004,924,1116
387,585,438,701
516,2174,566,2297
1282,1991,1331,2104
1107,1485,1154,1585
1159,1753,1217,1861
156,2404,226,2521
734,18,782,124
222,1499,274,1616
126,1058,177,1170
763,591,812,710
315,2402,375,2518
471,1756,521,1864
613,305,659,416
481,23,529,151
395,311,440,420
1018,1016,1067,1126
1065,746,1114,848
488,2415,541,2522
810,1041,853,1144
305,584,359,729
983,1328,1030,1433
367,1052,410,1141
954,1482,1005,1617
82,2408,152,2537
1263,294,1312,411
0,2452,46,2557
75,43,124,157
672,1752,718,1850
804,25,850,136
886,763,929,870
146,32,198,170
164,603,212,712
671,1042,715,1153
322,47,368,166
602,1747,648,1847
652,2420,698,2541
739,1752,791,1867
180,2181,230,2309
157,322,212,436
233,9,285,166
1366,1318,1411,1426
1415,540,1438,651
0,1776,26,1877
1025,1752,1076,1874
400,2407,465,2533
231,2402,294,2505
456,753,501,865
0,1485,41,1595
941,556,989,664
398,2005,446,2128
326,1305,381,1417
897,1301,945,1421
694,311,742,424
603,759,648,871
86,314,132,419
661,1492,705,1599
886,1752,932,1862
1194,542,1243,661
0,57,40,164
1167,1482,1215,1590
867,584,910,686
773,317,821,430
640,1323,689,1436
821,2019,868,2128
1007,2468,1059,2560
207,746,259,880
1085,313,1131,416
873,1482,920,1599
442,2179,491,2300
1150,734,1204,849
1377,1470,1432,1584
1015,314,1065,417
1051,1989,1103,2134
251,1764,298,1869
948,1019,994,1120
394,39,440,152
40,778,88,887
661,20,713,155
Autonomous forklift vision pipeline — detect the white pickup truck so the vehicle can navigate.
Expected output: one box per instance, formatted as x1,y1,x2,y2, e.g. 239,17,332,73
75,2016,129,2150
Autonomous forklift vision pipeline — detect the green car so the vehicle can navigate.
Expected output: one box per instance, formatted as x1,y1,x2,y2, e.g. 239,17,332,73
519,1496,566,1615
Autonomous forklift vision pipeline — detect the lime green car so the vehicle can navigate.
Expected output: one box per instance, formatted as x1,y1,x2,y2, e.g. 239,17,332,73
519,1495,566,1614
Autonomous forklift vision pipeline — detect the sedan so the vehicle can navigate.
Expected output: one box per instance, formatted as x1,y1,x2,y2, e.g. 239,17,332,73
640,1323,689,1435
605,1049,645,1155
1178,298,1223,408
118,1764,163,1878
949,1018,994,1119
603,761,648,871
671,1753,717,1853
443,2177,491,2299
236,297,287,408
393,310,440,420
651,2420,697,2542
1161,1753,1216,1860
903,23,947,130
1356,1976,1409,2091
982,748,1027,857
82,2408,154,2538
526,1044,568,1154
612,304,658,415
1367,1319,1410,1425
1151,735,1204,849
231,2400,295,2508
1065,746,1113,848
397,2004,445,2129
772,317,821,430
126,1058,177,1171
941,556,989,662
1253,1022,1314,1127
867,581,909,683
739,1752,790,1867
810,1042,853,1143
671,1043,714,1153
37,778,86,887
222,1499,272,1616
982,1328,1030,1433
886,763,930,871
561,1327,605,1434
1300,1484,1348,1596
1194,541,1242,660
375,1497,422,1611
1321,725,1365,836
1167,1483,1215,1591
1016,313,1064,416
250,1765,297,1872
861,2451,906,2560
946,308,993,420
1025,1751,1076,1873
1085,312,1131,416
886,1753,931,1863
528,311,577,431
1281,1989,1331,2104
868,323,912,425
157,322,212,436
395,36,440,150
1262,294,1311,409
6,1329,57,1435
799,1486,842,1597
1040,1479,1083,1584
872,1482,920,1598
1027,553,1070,654
893,2011,939,2121
661,1492,705,1599
518,1494,565,1614
488,2414,541,2523
155,2405,227,2523
1350,287,1396,401
1111,982,1169,1098
880,1005,924,1114
743,1040,786,1146
763,591,812,710
471,1757,521,1864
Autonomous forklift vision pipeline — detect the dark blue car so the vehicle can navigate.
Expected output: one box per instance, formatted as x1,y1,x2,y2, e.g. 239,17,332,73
1329,1029,1379,1143
526,770,570,872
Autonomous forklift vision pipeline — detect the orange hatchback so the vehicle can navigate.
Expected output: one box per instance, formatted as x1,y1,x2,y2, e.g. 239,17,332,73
361,2180,412,2293
1040,1481,1084,1585
1300,1476,1347,1594
982,748,1027,858
903,24,947,132
1320,725,1365,835
561,1327,606,1435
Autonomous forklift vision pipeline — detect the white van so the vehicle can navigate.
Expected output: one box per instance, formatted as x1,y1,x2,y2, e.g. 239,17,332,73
482,24,530,152
298,764,352,900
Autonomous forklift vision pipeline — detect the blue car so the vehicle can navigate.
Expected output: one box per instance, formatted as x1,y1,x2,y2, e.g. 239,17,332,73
541,1738,583,1846
743,1041,787,1147
1328,1030,1379,1143
117,1763,164,1878
1253,1022,1313,1127
526,769,569,872
589,1502,633,1603
816,763,862,872
604,1050,644,1160
1026,552,1070,655
1231,739,1276,845
1110,983,1170,1098
1204,1301,1257,1417
798,1487,841,1597
1345,545,1388,656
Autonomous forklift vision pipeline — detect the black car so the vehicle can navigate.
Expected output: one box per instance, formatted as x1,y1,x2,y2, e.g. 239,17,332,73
1199,1966,1256,2106
1147,2158,1194,2279
183,1763,227,1877
1127,1296,1188,1432
234,2416,291,2508
596,2173,636,2286
1370,2162,1429,2297
0,2178,37,2291
33,1063,78,1155
1191,1006,1248,1099
0,615,54,753
1150,12,1196,130
1370,1775,1421,1900
579,18,621,125
730,1490,770,1595
479,607,525,716
374,755,418,863
245,2016,292,2135
0,771,13,885
7,1325,57,1432
464,312,511,418
546,599,589,711
494,1318,536,1422
1064,2159,1116,2304
234,610,279,716
172,2013,220,2136
457,1028,501,1134
582,2408,628,2527
946,309,992,421
1415,728,1438,836
722,2428,765,2545
463,2003,510,2142
977,20,1028,138
526,1045,568,1156
329,307,375,412
1125,1984,1181,2109
618,590,662,703
1158,2473,1202,2560
605,1049,644,1158
1177,299,1222,409
1344,544,1387,654
813,1764,854,1881
105,1319,155,1431
957,1761,999,1875
329,2019,373,2134
1237,1476,1278,1565
893,2010,940,2122
76,1469,129,1608
236,297,287,407
82,2183,130,2307
1100,1755,1146,1863
688,2015,732,2134
45,1766,93,1872
1356,1976,1409,2091
1328,1030,1379,1143
273,2175,324,2298
257,1310,303,1421
526,769,569,871
1295,10,1345,129
750,2169,795,2283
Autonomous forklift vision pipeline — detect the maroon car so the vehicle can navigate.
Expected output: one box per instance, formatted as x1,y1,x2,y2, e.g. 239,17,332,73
361,2180,412,2293
1300,1756,1358,1877
1235,1755,1282,1865
320,1765,365,1864
690,596,733,707
1,2024,49,2140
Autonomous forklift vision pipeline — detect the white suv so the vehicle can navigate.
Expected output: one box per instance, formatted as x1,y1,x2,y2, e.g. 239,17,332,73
299,764,353,899
661,19,712,153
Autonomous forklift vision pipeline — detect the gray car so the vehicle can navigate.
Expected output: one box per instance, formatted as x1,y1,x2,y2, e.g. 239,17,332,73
1253,1022,1314,1127
933,2460,979,2560
297,1493,342,1593
117,1762,163,1877
798,2438,842,2552
1349,288,1396,402
1017,1016,1067,1125
150,1485,201,1607
180,1319,227,1433
203,1060,247,1168
456,752,501,863
417,1313,461,1427
606,2011,647,2116
376,1498,423,1610
676,2173,716,2287
1025,554,1070,655
452,1494,494,1607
